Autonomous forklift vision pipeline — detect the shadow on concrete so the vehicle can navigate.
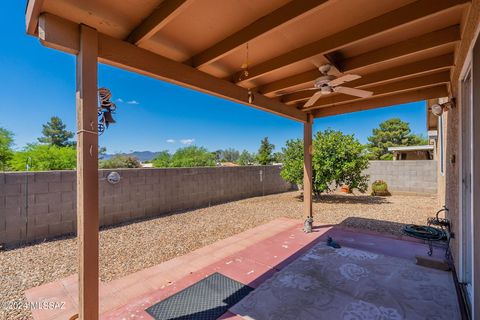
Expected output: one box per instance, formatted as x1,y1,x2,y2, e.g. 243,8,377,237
294,192,390,205
335,216,407,237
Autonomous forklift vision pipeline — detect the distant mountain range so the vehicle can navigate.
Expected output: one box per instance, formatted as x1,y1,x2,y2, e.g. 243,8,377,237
102,151,160,162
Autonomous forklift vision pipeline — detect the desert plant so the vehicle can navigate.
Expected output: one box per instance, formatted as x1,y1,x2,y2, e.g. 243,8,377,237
99,155,141,169
371,180,391,196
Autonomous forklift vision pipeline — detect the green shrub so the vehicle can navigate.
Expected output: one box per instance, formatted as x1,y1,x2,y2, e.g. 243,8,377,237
169,146,216,167
9,144,76,171
99,155,141,169
371,180,391,196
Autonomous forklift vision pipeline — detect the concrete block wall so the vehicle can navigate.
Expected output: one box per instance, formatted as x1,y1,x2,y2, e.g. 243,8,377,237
0,166,293,246
364,160,437,194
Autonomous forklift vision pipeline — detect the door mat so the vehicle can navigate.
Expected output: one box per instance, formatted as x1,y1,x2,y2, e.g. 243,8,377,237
146,272,253,320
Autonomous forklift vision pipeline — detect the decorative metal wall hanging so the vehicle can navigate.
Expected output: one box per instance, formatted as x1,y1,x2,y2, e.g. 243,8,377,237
106,171,121,184
97,88,117,135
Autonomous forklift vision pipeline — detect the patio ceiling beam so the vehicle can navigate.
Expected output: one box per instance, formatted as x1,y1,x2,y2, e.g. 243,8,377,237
259,53,454,96
231,0,468,83
126,0,192,45
302,71,451,111
313,85,448,118
189,0,328,68
37,13,307,122
25,0,45,35
280,54,454,103
338,25,460,72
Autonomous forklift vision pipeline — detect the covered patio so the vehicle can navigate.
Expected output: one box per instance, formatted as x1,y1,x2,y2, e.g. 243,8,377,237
24,0,478,319
26,217,460,320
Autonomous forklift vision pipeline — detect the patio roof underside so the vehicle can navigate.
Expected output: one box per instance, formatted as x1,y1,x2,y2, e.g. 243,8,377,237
27,0,473,122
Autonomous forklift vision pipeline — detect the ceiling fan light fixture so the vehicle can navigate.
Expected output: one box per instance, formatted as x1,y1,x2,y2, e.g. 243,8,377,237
320,86,332,94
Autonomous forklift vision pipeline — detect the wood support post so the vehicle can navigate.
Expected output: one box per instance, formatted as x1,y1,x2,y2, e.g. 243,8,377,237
76,24,99,320
303,113,313,232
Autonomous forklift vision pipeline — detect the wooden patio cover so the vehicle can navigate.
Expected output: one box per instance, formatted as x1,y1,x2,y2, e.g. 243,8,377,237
25,0,475,319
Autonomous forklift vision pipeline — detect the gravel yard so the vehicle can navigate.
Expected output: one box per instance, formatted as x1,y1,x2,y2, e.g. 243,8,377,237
1,191,438,319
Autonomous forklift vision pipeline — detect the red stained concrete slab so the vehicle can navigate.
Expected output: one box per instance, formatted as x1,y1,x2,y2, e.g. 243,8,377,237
25,217,441,320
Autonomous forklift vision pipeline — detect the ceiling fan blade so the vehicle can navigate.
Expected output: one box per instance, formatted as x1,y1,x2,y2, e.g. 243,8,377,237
304,91,323,107
334,86,373,98
328,74,361,87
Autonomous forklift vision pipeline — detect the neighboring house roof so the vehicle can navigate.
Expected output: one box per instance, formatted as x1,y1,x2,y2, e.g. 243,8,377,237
388,145,434,152
220,162,239,167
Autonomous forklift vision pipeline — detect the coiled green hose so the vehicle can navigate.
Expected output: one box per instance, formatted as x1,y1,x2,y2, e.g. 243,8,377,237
402,225,446,241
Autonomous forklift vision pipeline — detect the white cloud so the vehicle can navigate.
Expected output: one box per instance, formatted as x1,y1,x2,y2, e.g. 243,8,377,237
126,100,139,105
180,139,195,145
116,98,124,103
166,139,176,144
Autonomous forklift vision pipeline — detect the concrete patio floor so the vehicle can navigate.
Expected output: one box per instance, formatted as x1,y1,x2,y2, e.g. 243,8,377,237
25,217,455,320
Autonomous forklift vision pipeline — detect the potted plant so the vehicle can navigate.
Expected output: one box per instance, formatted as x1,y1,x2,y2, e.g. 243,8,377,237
371,180,391,196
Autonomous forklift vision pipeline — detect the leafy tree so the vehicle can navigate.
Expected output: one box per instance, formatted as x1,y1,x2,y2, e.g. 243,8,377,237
238,150,255,165
152,150,172,167
280,139,303,186
412,133,429,145
38,116,74,147
99,146,107,160
313,130,369,195
170,146,216,167
272,151,284,163
99,155,141,169
221,148,240,163
366,118,425,160
0,127,14,170
256,137,275,165
212,148,241,163
280,130,369,196
9,144,76,171
212,150,223,162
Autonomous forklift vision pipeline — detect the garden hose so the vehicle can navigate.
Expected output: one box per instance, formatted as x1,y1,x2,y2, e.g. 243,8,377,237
402,225,446,241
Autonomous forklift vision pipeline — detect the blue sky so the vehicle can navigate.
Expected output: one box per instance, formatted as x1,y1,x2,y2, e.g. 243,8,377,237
0,2,427,154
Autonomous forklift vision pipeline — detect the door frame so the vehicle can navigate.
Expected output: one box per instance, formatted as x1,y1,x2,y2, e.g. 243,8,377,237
458,21,480,319
458,56,474,308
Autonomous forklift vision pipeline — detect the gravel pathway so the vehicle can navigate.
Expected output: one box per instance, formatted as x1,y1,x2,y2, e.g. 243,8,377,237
0,191,438,319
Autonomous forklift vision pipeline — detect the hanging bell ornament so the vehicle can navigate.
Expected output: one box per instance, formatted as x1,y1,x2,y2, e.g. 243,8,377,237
248,89,254,104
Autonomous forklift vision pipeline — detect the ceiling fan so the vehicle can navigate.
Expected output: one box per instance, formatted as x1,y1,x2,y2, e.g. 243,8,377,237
299,64,373,107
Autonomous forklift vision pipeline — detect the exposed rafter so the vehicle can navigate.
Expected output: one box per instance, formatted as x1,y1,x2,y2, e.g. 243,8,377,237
25,0,45,35
302,71,451,111
257,69,320,95
230,0,468,83
313,85,449,118
38,13,307,122
190,0,328,68
259,53,453,96
338,25,460,72
127,0,192,45
281,54,454,104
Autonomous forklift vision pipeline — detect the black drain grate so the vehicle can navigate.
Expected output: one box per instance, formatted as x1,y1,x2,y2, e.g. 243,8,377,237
145,272,253,320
